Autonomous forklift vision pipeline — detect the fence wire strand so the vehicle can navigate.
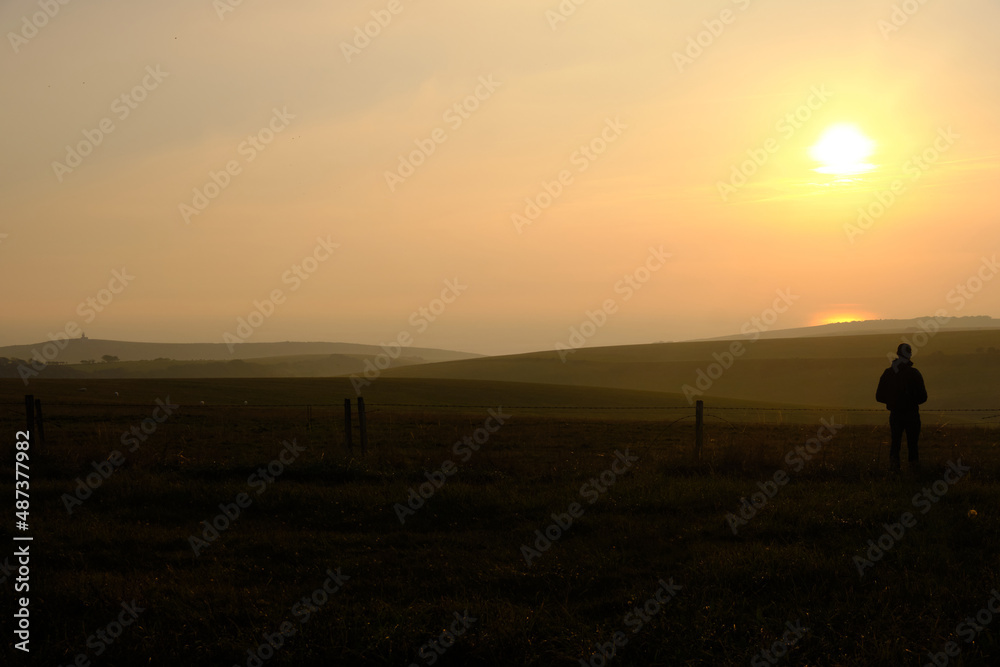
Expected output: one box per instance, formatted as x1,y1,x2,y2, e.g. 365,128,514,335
3,402,1000,412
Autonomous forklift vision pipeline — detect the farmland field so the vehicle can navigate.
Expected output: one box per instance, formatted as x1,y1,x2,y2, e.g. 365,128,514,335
2,378,1000,666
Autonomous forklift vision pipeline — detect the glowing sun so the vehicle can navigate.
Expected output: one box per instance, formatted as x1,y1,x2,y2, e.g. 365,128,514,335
810,124,875,176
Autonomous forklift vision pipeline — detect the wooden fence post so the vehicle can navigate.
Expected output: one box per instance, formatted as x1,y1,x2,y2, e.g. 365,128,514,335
343,399,353,452
695,400,704,461
358,397,368,454
24,395,34,442
34,398,45,446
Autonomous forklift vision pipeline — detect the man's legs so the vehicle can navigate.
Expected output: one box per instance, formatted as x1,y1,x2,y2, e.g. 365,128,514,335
904,412,921,464
888,411,905,470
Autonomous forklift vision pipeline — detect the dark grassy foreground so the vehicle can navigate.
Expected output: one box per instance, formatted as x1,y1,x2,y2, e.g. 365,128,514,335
2,379,1000,666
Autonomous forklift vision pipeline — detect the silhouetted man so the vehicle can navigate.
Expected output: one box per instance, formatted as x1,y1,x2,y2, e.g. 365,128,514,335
875,343,928,471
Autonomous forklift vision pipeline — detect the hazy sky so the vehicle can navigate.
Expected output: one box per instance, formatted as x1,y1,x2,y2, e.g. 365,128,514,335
3,0,999,356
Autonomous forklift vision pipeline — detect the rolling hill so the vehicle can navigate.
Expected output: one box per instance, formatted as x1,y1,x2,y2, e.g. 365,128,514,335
384,329,1000,410
5,323,1000,413
0,339,481,381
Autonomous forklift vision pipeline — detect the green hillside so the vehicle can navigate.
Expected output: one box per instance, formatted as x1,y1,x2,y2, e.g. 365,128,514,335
0,338,480,364
384,330,1000,410
0,348,476,381
14,353,419,380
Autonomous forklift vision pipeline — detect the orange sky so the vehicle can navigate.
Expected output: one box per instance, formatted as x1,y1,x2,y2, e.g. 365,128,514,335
2,0,999,355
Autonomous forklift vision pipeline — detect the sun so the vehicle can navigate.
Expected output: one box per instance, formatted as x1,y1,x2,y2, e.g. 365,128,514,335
810,124,876,176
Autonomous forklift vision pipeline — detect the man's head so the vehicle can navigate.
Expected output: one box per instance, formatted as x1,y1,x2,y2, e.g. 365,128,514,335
897,343,912,360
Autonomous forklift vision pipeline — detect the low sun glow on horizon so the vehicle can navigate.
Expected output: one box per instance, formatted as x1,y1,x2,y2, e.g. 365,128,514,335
811,311,881,327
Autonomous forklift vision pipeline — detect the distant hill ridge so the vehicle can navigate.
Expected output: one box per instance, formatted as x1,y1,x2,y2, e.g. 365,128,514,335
4,319,1000,399
0,338,482,364
696,315,999,342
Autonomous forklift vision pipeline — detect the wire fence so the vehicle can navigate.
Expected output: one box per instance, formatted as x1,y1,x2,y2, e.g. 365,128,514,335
3,398,1000,432
4,396,999,475
4,402,1000,413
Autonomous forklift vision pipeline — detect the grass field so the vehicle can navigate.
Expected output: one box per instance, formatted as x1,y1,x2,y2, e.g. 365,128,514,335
2,378,1000,666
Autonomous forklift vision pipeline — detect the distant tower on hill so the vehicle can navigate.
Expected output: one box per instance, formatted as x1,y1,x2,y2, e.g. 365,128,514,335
81,332,88,340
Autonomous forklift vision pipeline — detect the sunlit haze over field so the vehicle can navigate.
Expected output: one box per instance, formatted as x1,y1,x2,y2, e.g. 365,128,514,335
2,0,999,355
